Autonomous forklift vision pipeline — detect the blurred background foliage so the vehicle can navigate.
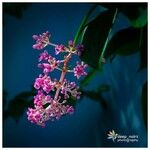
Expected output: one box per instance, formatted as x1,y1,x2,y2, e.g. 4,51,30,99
3,2,147,147
3,3,31,19
80,3,147,130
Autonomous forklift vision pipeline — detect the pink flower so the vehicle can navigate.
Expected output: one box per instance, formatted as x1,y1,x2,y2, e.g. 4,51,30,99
27,107,45,126
55,44,65,55
32,31,50,50
45,101,75,121
27,96,75,126
38,62,57,74
32,43,44,50
34,74,44,90
38,54,61,74
43,63,54,74
38,50,49,62
66,106,74,114
61,79,81,99
68,40,74,47
74,61,88,79
34,75,56,94
42,76,55,94
33,90,52,107
76,44,84,56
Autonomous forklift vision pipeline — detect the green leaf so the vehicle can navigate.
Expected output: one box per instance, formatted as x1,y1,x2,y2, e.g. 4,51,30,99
81,84,110,109
99,3,147,28
7,98,31,122
82,90,108,109
81,9,116,69
131,7,147,28
141,82,147,129
3,89,35,122
80,68,97,87
74,4,98,45
65,96,76,107
105,27,141,57
138,25,147,70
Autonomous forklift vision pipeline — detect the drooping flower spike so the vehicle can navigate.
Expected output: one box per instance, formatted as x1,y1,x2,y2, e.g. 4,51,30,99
27,31,88,127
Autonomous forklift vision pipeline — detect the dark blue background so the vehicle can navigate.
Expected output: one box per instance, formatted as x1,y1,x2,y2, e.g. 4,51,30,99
3,3,147,147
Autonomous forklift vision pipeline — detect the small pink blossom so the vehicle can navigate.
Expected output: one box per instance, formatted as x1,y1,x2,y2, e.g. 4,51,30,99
38,60,59,74
66,106,74,114
38,50,49,62
32,31,50,50
55,44,65,55
34,74,44,90
74,61,88,79
39,63,54,74
38,54,60,74
76,44,84,56
33,90,52,107
42,76,55,94
27,107,45,126
68,40,74,47
61,79,81,99
34,75,55,93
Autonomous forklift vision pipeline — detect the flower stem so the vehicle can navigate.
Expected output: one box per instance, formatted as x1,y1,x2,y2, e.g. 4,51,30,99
48,42,57,47
98,8,118,68
54,71,65,100
54,53,72,101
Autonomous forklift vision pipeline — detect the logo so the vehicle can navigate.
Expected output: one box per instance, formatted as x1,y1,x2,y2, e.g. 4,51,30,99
107,130,118,142
107,130,139,143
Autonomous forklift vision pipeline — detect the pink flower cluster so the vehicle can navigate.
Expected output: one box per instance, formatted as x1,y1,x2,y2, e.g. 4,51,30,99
32,31,50,50
27,31,88,127
27,90,74,127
